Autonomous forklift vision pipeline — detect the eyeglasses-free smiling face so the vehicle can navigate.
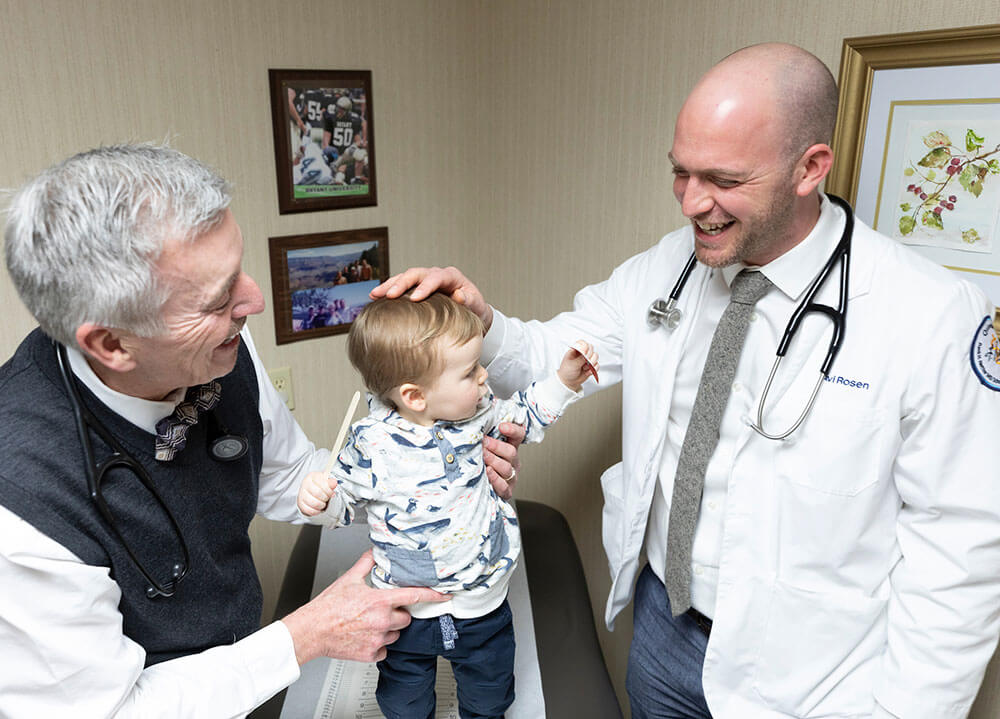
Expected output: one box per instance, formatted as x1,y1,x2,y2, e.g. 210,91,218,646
118,210,265,400
665,43,842,271
669,100,800,270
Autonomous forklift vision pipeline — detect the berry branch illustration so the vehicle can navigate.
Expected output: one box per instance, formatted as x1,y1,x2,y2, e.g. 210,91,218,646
898,128,1000,243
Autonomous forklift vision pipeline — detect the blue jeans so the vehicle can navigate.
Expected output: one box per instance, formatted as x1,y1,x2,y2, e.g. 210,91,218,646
377,600,515,719
627,564,713,718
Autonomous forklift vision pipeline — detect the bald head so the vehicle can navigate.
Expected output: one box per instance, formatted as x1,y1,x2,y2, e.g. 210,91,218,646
669,44,838,266
686,43,838,162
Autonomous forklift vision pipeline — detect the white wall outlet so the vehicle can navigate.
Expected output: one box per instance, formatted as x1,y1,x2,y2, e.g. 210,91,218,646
268,366,295,410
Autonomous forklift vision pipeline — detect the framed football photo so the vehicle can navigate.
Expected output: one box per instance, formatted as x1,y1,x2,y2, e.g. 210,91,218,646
268,69,376,214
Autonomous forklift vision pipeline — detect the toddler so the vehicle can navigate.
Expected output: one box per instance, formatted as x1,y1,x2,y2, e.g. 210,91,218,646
297,292,597,719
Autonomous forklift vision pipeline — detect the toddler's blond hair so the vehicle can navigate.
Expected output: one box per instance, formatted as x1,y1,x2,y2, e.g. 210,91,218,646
348,292,485,399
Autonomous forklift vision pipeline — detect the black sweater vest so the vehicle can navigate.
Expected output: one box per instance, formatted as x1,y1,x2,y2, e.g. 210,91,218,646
0,329,265,666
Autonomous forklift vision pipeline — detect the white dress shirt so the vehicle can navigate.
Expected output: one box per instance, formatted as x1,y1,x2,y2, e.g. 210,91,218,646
0,327,330,718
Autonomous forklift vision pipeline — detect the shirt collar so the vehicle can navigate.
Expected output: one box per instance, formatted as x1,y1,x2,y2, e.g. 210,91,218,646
720,194,846,301
65,345,183,435
367,393,401,424
366,390,493,431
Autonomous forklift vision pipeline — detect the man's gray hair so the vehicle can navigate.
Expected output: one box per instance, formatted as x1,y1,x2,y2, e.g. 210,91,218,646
4,144,232,347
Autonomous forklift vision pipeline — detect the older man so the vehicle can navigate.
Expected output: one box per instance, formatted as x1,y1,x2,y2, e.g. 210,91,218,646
0,144,521,717
375,44,1000,718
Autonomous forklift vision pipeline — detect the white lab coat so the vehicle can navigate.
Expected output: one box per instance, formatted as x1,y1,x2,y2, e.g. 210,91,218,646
483,199,1000,718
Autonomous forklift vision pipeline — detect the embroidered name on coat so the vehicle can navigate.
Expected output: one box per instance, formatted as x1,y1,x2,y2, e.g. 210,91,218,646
823,374,870,390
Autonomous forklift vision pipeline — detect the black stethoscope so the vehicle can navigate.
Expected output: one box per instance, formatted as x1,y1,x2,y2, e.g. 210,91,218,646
647,193,853,440
54,342,248,598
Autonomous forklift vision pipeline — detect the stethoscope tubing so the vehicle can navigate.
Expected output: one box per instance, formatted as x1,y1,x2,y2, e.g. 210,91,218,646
55,342,190,598
648,193,854,440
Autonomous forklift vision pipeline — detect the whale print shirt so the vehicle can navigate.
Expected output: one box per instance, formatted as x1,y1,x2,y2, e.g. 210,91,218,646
312,375,580,618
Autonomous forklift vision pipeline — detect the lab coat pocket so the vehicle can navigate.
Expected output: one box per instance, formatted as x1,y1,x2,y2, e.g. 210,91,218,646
752,581,886,717
600,462,625,568
778,404,884,496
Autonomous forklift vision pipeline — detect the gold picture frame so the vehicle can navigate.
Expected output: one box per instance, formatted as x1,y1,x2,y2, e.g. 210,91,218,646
827,25,1000,302
828,24,1000,203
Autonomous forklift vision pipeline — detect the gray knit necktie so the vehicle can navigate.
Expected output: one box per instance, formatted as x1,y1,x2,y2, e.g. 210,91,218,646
665,270,773,616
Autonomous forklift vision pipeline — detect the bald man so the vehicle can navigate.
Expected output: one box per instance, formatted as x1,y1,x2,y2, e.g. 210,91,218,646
373,44,1000,718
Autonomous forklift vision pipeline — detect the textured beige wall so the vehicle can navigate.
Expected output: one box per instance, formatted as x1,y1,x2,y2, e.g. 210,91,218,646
2,0,1000,715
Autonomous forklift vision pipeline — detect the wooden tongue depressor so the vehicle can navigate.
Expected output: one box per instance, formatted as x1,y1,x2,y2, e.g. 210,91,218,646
324,390,361,475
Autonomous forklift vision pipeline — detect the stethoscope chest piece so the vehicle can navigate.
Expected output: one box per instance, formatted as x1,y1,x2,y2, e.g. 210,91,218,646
209,434,249,461
648,298,682,330
206,411,249,462
648,251,699,332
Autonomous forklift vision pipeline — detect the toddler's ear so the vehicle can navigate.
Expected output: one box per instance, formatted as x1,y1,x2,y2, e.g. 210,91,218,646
397,383,427,413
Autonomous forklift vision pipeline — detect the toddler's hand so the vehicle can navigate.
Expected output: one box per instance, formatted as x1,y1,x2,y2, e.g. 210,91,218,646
298,470,336,517
557,340,599,392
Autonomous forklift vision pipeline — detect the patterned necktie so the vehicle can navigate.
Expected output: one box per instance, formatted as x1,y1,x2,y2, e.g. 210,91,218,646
155,381,222,461
665,270,774,616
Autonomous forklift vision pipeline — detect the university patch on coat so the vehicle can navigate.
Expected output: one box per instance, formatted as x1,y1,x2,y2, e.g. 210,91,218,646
970,315,1000,391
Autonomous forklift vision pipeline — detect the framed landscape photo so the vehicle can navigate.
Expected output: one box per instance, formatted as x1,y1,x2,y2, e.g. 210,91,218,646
827,24,1000,302
269,227,389,344
268,69,376,214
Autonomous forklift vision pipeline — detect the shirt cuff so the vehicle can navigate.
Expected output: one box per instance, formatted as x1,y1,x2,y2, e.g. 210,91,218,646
532,374,583,415
244,621,301,702
481,306,507,363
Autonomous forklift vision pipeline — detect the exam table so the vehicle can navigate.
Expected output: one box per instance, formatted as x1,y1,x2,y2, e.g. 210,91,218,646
250,500,622,718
